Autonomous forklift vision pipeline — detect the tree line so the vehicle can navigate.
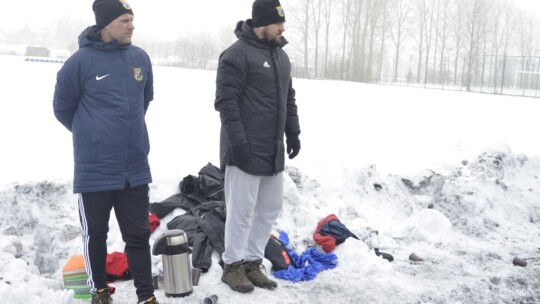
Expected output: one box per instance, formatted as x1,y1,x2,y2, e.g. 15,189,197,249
284,0,540,92
4,0,540,93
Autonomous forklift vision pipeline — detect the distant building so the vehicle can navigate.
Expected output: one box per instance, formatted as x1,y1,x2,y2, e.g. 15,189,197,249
25,46,50,57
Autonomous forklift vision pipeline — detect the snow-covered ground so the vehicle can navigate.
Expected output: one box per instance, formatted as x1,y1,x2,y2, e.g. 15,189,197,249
1,54,539,303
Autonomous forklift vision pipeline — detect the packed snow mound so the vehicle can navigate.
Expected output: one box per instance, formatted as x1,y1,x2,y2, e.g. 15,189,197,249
407,208,452,243
1,150,539,303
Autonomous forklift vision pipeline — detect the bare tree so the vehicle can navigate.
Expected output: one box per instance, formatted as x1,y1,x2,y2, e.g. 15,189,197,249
437,0,451,83
498,2,517,93
350,0,368,81
340,0,355,79
463,0,485,91
517,13,539,64
296,0,312,73
423,0,436,85
216,26,236,53
516,12,540,90
322,0,335,78
123,0,536,90
413,0,429,83
451,0,465,85
377,0,390,81
311,0,323,77
390,0,410,82
431,0,441,83
365,0,382,81
489,0,505,92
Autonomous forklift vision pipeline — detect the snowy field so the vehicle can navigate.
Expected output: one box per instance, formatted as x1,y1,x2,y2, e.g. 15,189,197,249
1,54,540,303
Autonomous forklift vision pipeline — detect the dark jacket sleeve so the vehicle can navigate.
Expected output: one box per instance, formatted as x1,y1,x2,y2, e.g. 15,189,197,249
285,77,300,136
192,202,226,272
191,231,214,272
144,54,154,113
214,50,249,147
53,58,82,132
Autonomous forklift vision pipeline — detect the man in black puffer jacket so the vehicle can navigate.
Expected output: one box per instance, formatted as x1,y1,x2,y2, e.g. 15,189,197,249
214,0,301,293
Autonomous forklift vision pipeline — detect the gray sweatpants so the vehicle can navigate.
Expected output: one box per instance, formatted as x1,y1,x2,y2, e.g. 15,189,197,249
222,166,284,264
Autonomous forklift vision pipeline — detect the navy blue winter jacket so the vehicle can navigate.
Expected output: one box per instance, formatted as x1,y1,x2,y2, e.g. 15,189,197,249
53,26,154,193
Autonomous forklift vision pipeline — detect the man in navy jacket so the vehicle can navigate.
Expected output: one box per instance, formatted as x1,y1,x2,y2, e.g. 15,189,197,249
215,0,301,293
53,1,157,303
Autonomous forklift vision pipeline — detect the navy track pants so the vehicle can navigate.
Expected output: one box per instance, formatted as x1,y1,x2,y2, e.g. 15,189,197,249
78,183,154,301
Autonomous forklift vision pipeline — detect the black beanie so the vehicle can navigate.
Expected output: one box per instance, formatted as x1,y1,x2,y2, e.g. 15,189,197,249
93,0,134,30
252,0,286,27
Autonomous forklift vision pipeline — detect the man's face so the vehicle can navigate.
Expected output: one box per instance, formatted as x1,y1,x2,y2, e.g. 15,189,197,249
262,22,285,46
101,13,135,45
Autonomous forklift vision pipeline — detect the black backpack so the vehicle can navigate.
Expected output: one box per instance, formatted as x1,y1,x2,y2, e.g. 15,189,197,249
264,235,292,271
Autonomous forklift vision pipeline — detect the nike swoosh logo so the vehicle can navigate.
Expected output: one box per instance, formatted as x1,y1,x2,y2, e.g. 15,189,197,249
96,74,110,80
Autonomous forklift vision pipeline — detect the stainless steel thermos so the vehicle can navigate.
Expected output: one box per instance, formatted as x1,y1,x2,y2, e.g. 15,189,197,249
152,229,193,297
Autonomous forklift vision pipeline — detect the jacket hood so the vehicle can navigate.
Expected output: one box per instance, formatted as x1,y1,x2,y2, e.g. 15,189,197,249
78,25,130,51
234,19,288,49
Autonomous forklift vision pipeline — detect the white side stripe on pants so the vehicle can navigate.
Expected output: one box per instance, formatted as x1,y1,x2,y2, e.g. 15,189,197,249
78,193,96,293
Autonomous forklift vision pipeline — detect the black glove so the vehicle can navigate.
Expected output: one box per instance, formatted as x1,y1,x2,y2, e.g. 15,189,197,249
231,144,251,166
286,135,301,159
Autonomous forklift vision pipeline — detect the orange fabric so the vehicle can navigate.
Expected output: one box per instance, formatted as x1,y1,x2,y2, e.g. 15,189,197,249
62,255,85,272
312,214,339,253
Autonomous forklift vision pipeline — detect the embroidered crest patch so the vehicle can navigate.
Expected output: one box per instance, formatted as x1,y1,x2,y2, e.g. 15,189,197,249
276,6,285,17
119,0,131,10
133,68,143,81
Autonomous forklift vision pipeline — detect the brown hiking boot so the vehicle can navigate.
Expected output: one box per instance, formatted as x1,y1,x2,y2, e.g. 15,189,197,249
221,261,254,293
244,259,278,290
91,288,112,304
138,296,159,304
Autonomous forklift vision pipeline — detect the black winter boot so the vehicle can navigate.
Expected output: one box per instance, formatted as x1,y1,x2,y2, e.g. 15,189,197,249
138,296,159,303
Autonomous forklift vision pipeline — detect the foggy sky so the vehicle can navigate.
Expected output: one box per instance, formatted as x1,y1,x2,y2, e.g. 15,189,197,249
2,0,539,41
0,0,255,41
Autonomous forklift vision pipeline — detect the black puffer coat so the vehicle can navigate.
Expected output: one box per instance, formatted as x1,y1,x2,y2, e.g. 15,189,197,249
167,201,226,272
215,20,300,176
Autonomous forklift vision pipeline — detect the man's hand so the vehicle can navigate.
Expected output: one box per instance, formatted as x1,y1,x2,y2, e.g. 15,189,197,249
286,136,301,159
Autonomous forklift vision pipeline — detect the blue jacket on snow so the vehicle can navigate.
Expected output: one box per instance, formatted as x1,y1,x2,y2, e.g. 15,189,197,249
53,26,154,193
273,231,338,282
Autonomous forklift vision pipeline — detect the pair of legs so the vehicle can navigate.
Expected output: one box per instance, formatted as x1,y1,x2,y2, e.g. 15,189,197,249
222,166,283,265
78,183,154,302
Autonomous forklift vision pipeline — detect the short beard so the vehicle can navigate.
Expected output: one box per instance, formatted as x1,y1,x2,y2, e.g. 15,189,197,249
262,29,281,46
269,36,281,46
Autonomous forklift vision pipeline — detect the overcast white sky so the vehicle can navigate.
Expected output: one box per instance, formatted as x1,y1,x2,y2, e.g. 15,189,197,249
0,0,540,37
2,0,540,41
0,0,255,40
512,0,540,16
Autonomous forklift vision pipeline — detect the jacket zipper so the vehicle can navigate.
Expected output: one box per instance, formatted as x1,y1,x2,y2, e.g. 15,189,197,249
119,51,132,184
270,47,282,175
